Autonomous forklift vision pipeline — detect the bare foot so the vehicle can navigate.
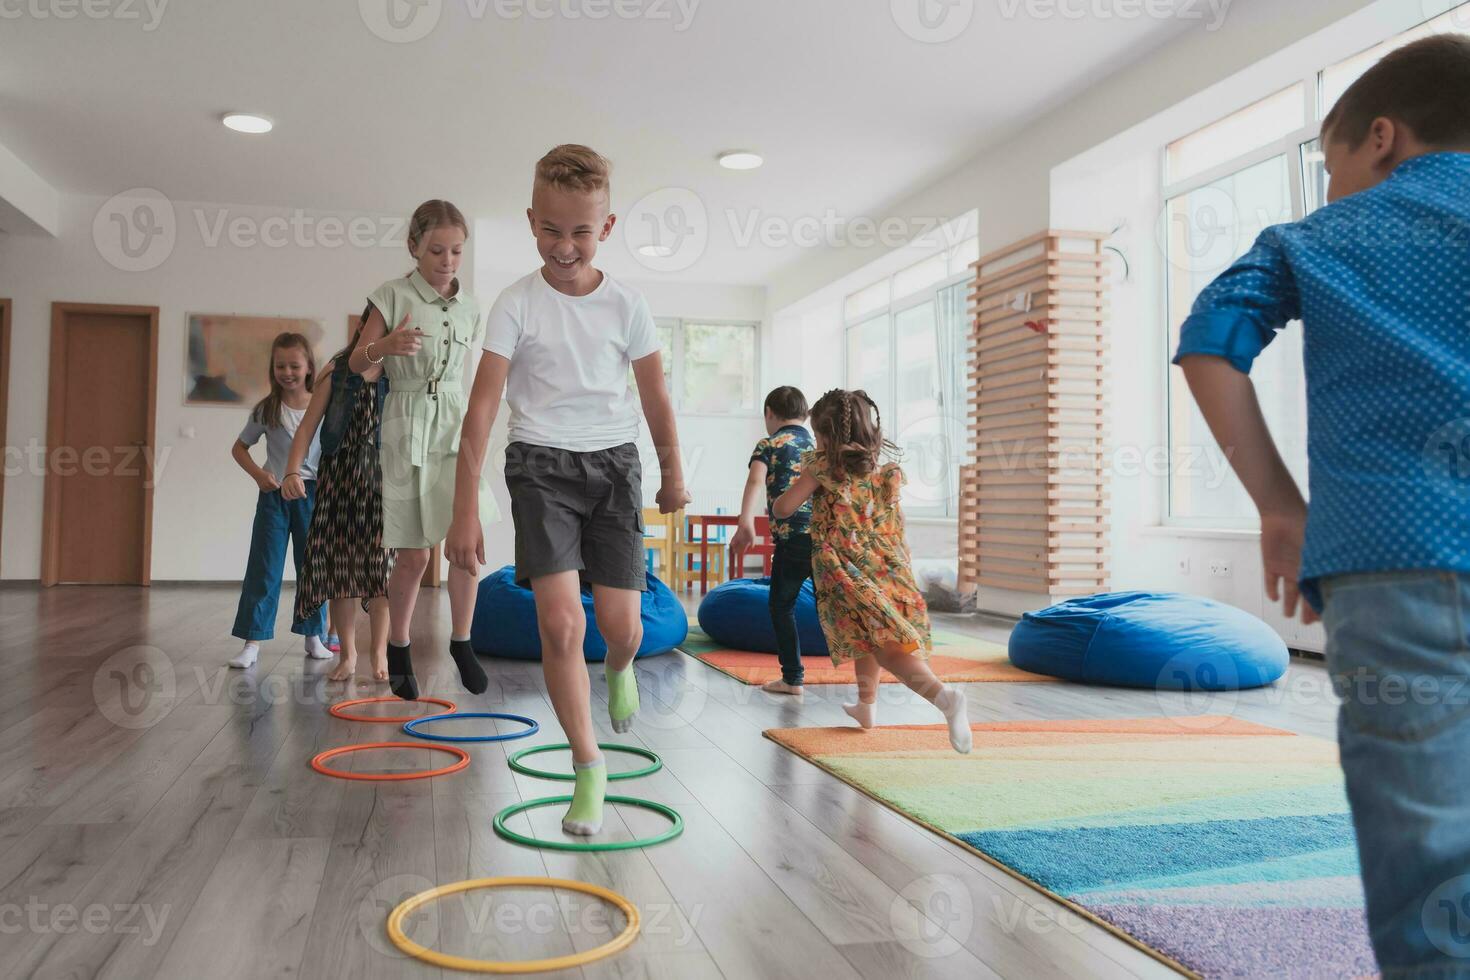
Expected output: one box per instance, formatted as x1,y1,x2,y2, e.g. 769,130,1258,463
371,648,389,683
761,680,804,696
328,656,357,682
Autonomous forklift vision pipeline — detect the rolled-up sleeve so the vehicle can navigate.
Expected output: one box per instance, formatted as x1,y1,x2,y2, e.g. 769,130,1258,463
1173,227,1301,374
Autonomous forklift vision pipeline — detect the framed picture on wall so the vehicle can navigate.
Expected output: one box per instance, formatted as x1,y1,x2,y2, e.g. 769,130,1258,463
185,313,325,405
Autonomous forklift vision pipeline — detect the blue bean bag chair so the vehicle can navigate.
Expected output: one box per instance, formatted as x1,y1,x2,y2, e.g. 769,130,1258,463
471,565,685,661
1008,591,1288,689
697,577,829,656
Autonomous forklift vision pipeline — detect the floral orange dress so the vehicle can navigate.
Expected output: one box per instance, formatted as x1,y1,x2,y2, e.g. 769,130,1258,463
802,450,932,665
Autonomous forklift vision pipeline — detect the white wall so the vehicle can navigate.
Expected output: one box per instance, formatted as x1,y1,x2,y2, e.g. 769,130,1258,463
0,193,430,581
767,0,1381,313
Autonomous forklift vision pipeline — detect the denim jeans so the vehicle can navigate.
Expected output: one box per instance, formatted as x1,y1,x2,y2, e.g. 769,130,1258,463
1322,570,1470,978
768,534,814,686
232,484,327,641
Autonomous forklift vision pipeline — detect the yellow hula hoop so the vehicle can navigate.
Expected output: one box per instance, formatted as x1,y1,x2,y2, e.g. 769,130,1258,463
385,876,640,974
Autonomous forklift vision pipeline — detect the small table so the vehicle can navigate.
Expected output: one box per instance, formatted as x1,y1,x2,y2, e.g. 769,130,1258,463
687,514,773,593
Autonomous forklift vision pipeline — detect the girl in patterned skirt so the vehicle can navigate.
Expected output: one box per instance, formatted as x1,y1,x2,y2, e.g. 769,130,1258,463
773,388,971,753
283,311,395,683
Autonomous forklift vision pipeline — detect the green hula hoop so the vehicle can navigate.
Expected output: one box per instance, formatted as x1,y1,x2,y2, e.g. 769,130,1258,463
493,796,683,852
506,742,663,782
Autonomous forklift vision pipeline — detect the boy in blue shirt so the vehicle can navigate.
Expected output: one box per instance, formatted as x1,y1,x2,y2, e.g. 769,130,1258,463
732,387,815,695
1174,35,1470,974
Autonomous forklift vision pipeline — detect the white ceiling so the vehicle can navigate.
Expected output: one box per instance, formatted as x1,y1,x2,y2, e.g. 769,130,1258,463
0,0,1207,284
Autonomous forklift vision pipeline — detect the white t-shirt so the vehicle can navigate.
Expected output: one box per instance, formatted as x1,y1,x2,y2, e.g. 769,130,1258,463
482,269,660,452
239,403,319,481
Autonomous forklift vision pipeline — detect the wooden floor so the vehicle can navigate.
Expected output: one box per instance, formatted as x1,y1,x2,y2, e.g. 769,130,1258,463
0,584,1339,979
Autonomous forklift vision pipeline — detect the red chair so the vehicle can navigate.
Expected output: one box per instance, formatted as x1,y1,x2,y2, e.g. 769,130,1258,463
729,516,775,580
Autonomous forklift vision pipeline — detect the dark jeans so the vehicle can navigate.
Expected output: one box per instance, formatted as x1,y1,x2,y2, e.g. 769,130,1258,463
769,534,813,685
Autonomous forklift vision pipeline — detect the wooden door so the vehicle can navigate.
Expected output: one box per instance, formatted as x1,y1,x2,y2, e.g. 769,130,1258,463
43,304,158,585
346,312,440,587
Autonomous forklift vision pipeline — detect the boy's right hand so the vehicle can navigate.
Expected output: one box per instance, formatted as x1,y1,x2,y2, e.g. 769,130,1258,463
255,472,281,493
380,315,425,356
1261,506,1318,625
729,524,755,559
446,516,485,572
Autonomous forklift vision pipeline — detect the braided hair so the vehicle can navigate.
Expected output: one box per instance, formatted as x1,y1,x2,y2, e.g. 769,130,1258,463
810,388,898,482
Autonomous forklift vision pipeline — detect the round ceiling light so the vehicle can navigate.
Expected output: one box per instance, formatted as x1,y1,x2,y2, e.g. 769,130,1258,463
222,113,273,134
718,151,763,171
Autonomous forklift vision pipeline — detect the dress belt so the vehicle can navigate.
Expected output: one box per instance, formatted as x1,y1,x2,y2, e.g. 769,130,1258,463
388,378,463,464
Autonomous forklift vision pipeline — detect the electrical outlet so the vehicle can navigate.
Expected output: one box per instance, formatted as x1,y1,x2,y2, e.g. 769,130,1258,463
1209,559,1233,578
1177,557,1190,575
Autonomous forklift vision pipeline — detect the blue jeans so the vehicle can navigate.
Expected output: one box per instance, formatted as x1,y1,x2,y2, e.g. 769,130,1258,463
232,484,326,641
768,534,813,686
1322,570,1470,978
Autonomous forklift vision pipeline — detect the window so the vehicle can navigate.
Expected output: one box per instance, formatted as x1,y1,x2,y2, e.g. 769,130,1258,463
1300,137,1327,214
655,320,674,390
847,314,892,416
1320,4,1470,113
1161,2,1469,526
842,235,977,517
683,322,757,414
1165,155,1299,524
1166,84,1306,184
639,317,758,415
844,281,890,322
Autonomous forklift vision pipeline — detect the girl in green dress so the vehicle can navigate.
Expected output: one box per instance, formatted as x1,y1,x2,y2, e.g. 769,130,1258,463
348,200,499,699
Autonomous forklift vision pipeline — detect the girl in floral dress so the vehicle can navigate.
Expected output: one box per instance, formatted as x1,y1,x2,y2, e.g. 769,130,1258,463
773,388,972,753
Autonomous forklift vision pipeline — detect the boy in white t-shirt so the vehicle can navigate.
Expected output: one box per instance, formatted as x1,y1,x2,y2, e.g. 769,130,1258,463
448,144,690,837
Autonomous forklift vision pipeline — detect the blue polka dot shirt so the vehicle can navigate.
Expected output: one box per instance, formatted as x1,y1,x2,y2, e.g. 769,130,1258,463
1173,152,1470,609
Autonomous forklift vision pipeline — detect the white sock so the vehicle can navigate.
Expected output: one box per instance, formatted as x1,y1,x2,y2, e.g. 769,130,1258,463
305,635,332,660
935,686,972,754
843,701,876,729
228,642,260,669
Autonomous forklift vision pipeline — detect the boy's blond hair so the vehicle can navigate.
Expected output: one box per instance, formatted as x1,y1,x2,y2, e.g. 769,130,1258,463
534,144,611,198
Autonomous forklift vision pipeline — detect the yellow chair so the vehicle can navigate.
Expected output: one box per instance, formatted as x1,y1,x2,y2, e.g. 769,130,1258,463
642,507,677,580
671,511,726,593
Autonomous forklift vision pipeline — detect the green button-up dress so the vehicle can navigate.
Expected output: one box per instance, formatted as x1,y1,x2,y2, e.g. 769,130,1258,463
368,270,498,549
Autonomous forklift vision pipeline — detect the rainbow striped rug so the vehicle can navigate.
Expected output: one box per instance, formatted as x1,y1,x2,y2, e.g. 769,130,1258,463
765,717,1374,978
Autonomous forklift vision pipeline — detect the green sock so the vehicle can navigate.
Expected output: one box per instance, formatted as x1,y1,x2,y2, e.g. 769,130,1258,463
562,758,607,836
606,666,639,733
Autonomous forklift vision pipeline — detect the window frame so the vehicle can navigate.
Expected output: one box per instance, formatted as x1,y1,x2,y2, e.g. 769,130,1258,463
841,244,977,520
1159,2,1470,529
1157,67,1335,528
1160,117,1322,529
652,316,762,418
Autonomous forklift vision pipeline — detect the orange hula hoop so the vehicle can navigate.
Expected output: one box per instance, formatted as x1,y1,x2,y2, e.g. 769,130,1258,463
310,741,470,781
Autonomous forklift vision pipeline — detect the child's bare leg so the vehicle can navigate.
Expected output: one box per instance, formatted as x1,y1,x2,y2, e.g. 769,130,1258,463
532,572,606,836
843,655,882,728
874,643,972,753
446,562,487,694
327,598,358,681
873,644,944,700
368,596,390,682
385,547,430,699
591,584,642,733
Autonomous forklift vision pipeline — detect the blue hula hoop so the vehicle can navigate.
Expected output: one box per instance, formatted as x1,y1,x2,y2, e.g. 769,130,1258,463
401,711,540,743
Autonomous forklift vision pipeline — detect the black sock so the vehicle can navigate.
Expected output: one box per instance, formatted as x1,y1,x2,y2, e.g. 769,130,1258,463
449,638,488,695
387,642,418,701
